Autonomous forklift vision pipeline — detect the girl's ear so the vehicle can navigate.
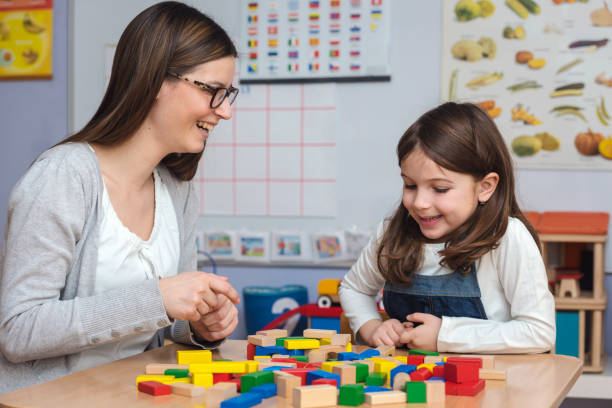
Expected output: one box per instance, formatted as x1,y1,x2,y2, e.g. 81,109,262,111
478,172,499,203
156,79,172,100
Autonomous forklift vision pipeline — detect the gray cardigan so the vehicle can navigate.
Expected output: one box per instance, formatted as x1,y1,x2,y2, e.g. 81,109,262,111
0,142,212,394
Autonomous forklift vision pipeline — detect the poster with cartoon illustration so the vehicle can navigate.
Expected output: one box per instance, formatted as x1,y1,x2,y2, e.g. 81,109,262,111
311,232,346,261
0,0,53,79
236,231,270,262
271,231,310,261
441,0,612,169
205,231,237,259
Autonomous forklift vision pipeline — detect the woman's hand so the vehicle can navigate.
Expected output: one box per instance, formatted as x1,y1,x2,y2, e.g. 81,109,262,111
399,313,441,351
190,294,239,342
359,318,406,347
158,272,239,321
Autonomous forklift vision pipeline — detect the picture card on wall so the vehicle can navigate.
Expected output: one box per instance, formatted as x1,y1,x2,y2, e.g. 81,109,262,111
311,231,347,262
271,231,310,261
236,231,270,262
204,231,237,260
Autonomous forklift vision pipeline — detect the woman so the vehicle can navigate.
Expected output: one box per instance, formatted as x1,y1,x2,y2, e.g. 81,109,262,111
0,2,240,393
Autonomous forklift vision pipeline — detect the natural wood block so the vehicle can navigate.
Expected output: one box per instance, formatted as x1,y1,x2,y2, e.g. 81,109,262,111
307,349,326,363
364,390,405,405
277,373,302,399
293,384,337,408
392,372,411,391
170,383,205,397
424,355,443,364
375,345,395,357
303,329,337,338
256,329,288,338
333,364,356,385
248,335,277,347
331,334,351,346
353,359,375,373
479,369,507,380
145,363,189,375
204,382,237,408
426,381,445,403
461,355,495,370
258,361,297,369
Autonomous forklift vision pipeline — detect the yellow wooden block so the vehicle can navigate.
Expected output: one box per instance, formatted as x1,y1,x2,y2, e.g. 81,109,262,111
245,360,259,373
136,374,175,384
321,361,344,372
254,356,271,361
417,363,438,374
168,377,191,384
192,372,213,387
284,339,320,350
346,342,352,352
189,361,248,374
393,356,407,364
177,349,212,365
372,358,397,373
319,338,331,346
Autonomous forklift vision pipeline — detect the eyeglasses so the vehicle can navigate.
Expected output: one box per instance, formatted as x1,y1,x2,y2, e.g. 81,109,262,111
167,72,239,109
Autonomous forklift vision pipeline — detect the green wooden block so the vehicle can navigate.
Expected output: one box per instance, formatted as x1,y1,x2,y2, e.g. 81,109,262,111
408,349,439,356
164,369,189,378
339,384,364,406
405,381,426,403
365,372,385,386
294,356,308,362
350,363,369,383
240,370,274,392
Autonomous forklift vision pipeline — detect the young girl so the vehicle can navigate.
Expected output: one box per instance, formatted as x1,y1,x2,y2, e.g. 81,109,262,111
339,102,555,353
0,2,241,393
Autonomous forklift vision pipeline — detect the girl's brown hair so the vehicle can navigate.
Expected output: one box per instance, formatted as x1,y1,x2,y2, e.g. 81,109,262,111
377,102,539,284
59,1,237,180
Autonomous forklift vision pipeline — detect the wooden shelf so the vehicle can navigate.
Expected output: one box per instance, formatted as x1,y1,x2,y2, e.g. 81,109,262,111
554,291,607,311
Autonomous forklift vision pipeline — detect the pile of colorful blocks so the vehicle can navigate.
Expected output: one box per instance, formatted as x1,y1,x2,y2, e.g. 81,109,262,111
136,328,506,407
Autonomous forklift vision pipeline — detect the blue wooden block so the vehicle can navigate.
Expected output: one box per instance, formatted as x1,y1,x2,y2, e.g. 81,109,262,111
220,392,262,408
255,346,288,356
337,352,360,361
358,349,380,359
310,316,340,331
390,364,417,388
556,311,579,358
306,370,341,387
428,377,445,381
363,386,391,393
249,383,277,398
287,348,305,356
262,365,292,372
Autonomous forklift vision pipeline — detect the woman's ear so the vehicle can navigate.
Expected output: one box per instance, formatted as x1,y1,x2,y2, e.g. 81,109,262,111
156,79,172,100
478,172,499,203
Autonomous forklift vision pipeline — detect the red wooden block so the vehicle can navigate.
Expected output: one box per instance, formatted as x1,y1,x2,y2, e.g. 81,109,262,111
213,373,233,384
445,381,459,395
446,357,482,369
137,381,171,396
247,343,256,360
444,362,479,383
409,367,432,381
406,355,425,365
280,368,317,385
272,358,298,363
457,379,485,396
433,365,445,377
312,378,337,387
299,362,322,369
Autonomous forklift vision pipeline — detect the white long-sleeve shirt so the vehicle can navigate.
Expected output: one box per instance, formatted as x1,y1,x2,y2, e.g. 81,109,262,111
339,217,556,353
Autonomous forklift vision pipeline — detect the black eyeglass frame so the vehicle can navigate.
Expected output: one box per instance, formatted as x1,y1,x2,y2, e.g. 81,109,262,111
167,72,239,109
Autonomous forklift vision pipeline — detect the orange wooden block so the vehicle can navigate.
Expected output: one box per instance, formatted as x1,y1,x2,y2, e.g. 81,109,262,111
538,212,609,235
523,211,540,230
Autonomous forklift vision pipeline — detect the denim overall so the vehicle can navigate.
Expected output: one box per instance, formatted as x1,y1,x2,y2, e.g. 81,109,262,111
382,264,488,322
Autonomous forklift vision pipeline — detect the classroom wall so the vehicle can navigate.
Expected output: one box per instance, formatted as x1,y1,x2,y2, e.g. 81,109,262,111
0,0,68,248
1,1,612,348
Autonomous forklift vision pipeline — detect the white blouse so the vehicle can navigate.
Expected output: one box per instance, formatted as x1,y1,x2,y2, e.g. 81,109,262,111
73,167,180,372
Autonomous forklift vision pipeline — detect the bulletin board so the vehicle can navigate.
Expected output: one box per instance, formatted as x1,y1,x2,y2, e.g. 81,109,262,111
239,0,391,83
441,0,612,170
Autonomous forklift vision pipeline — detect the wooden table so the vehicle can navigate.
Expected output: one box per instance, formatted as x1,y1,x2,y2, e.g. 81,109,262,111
0,340,582,408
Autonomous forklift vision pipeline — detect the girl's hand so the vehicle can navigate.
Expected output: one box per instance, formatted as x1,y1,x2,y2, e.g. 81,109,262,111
359,318,406,347
399,313,441,351
190,294,239,342
158,272,240,321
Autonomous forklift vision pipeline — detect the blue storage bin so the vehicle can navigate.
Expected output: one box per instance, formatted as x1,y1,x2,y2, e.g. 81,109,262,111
243,285,308,336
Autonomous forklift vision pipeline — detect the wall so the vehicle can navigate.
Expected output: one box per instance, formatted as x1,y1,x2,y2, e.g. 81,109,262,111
0,0,68,247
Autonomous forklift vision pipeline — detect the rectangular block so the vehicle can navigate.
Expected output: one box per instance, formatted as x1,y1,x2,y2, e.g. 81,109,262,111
205,383,238,408
333,364,356,385
303,329,337,338
479,369,506,380
248,335,277,347
192,372,213,387
137,380,171,396
285,339,321,350
189,361,248,374
176,349,212,365
171,383,205,397
364,390,405,405
426,381,445,403
276,373,302,398
136,375,175,384
145,363,189,375
556,311,580,357
293,384,337,408
256,329,288,339
460,354,495,370
331,334,351,346
220,392,262,408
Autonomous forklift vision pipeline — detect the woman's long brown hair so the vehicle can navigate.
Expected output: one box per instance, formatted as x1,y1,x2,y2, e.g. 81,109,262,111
377,102,540,285
59,1,237,180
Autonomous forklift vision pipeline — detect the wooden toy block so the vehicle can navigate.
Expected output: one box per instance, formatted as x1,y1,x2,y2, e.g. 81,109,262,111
460,354,495,369
333,364,356,385
479,368,507,380
272,354,290,358
321,361,344,372
241,370,275,392
392,355,408,364
220,391,262,408
331,333,351,346
306,349,326,363
248,335,277,347
339,384,364,406
192,372,213,387
276,372,302,398
136,374,175,384
354,359,375,373
312,378,337,387
213,373,233,384
424,355,444,364
337,352,360,361
417,363,438,374
177,349,212,365
247,343,256,360
359,349,381,359
250,382,277,398
457,379,485,396
445,362,479,383
168,377,191,384
365,372,386,386
253,356,271,361
390,365,416,387
373,357,398,374
446,357,482,368
375,345,395,357
285,338,321,350
349,363,369,383
292,384,337,408
364,390,405,405
409,367,432,381
392,372,411,391
433,365,445,377
205,382,238,408
281,367,317,385
445,381,459,395
405,381,426,403
303,328,337,338
426,381,445,403
408,349,439,356
189,361,248,374
145,363,189,375
319,338,331,346
170,382,205,397
137,380,171,396
306,370,340,387
223,377,241,392
256,329,288,338
164,368,189,378
346,342,352,352
245,360,259,373
258,361,296,370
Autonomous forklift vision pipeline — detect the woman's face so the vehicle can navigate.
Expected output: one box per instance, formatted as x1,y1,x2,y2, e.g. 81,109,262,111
151,55,236,154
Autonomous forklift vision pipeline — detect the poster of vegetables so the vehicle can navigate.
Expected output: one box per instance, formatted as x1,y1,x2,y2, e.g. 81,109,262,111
441,0,612,169
0,0,53,80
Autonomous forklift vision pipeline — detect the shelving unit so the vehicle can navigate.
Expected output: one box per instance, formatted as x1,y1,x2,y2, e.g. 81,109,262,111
535,212,609,373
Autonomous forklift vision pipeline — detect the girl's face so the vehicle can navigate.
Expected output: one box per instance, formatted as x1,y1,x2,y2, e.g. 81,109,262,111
150,56,236,154
400,147,496,241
